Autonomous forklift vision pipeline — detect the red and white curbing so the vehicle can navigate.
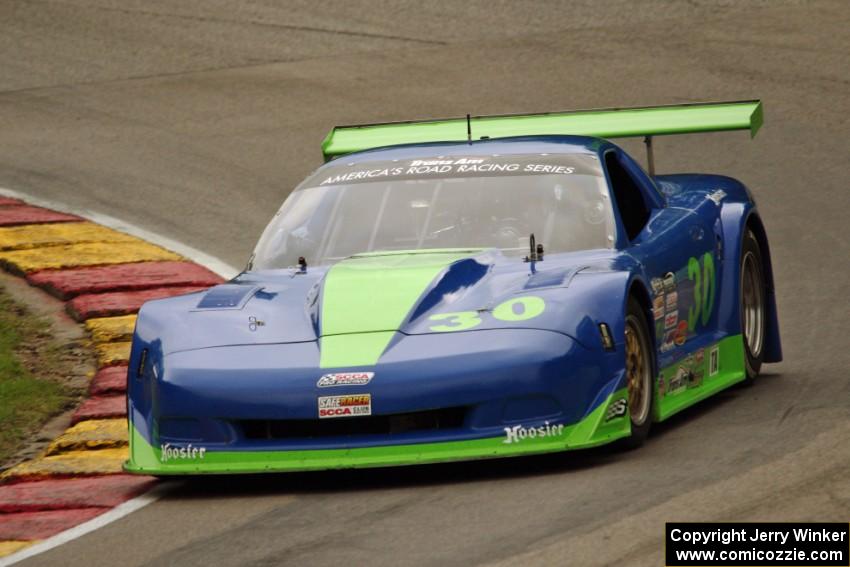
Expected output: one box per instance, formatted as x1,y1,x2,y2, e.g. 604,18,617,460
0,189,235,562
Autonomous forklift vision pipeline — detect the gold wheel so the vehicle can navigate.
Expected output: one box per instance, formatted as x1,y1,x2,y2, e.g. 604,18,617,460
625,314,651,426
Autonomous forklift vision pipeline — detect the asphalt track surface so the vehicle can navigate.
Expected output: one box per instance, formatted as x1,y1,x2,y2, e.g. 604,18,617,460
2,1,849,565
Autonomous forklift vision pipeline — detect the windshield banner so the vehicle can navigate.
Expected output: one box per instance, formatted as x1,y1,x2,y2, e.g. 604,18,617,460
312,155,601,187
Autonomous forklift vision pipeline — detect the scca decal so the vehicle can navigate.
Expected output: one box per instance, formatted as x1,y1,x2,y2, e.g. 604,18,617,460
318,394,372,419
428,296,546,332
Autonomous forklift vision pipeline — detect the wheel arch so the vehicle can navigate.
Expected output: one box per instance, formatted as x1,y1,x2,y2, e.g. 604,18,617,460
627,279,655,348
744,211,782,363
627,277,659,380
624,276,663,429
717,202,782,364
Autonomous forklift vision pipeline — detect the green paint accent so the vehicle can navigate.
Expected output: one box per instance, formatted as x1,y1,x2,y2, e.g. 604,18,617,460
322,100,763,160
492,296,546,322
429,296,546,332
124,390,631,475
687,252,717,332
701,253,716,327
319,250,480,368
429,311,481,332
654,334,746,422
319,332,395,368
582,387,632,442
127,419,159,470
687,256,701,331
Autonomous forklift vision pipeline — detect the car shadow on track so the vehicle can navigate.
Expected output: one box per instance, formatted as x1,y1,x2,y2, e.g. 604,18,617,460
162,371,781,500
164,446,619,500
649,369,782,443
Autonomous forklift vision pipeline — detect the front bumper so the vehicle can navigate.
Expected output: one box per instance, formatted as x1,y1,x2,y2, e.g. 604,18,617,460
124,388,628,475
125,328,630,475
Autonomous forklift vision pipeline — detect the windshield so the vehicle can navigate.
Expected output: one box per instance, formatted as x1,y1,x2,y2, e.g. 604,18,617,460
252,153,613,269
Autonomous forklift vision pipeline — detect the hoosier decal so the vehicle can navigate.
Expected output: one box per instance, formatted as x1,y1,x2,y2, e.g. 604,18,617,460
503,421,565,444
160,443,206,463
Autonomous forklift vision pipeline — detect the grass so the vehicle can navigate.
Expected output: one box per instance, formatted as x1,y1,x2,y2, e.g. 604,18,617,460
0,286,71,464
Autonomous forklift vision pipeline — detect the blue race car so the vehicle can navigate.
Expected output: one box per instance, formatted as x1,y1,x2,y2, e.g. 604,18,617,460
125,100,781,475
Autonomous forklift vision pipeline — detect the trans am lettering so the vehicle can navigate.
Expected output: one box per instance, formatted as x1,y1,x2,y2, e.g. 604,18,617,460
410,158,483,166
160,443,206,463
503,421,565,444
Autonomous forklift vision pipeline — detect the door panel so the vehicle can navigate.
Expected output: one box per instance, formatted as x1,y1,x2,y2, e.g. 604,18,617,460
630,206,718,365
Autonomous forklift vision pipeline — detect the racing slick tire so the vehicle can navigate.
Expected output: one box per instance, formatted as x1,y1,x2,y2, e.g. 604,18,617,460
619,296,655,449
740,228,766,384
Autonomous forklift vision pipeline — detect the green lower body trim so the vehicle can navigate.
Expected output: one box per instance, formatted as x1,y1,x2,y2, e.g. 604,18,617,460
654,334,746,422
124,336,746,475
124,389,631,475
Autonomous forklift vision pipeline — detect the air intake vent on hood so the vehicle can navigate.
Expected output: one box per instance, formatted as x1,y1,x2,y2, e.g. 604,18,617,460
194,284,261,311
524,266,584,290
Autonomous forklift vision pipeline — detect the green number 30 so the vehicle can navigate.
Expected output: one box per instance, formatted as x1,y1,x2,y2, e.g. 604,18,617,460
687,252,716,331
429,296,546,332
428,311,482,332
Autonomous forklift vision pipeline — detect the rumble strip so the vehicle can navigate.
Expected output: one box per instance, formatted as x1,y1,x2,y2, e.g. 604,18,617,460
0,195,223,559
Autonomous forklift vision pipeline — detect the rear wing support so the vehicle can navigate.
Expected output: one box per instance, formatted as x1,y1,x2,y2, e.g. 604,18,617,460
321,100,763,173
644,136,655,176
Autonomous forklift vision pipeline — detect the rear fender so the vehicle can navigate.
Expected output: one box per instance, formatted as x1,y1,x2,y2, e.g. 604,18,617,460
718,202,782,362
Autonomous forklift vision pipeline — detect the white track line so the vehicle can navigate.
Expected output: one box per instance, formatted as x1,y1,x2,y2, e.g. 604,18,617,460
0,186,238,564
0,186,240,279
0,482,176,567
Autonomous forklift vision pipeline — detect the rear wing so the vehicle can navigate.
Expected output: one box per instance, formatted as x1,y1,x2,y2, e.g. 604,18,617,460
321,100,763,174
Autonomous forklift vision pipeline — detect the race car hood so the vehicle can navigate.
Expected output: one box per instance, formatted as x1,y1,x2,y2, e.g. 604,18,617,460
133,248,632,358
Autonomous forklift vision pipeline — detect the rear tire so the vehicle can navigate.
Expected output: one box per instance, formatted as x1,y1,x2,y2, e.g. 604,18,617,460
740,229,766,384
619,296,654,449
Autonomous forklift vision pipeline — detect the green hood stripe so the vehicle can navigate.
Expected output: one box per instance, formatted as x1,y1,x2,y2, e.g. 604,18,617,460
319,250,480,369
319,332,396,369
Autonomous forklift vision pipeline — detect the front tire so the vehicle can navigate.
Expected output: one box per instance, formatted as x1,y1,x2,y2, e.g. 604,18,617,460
740,229,766,384
620,296,654,449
